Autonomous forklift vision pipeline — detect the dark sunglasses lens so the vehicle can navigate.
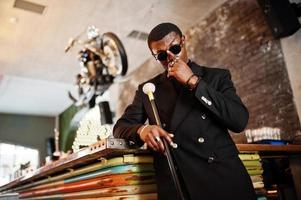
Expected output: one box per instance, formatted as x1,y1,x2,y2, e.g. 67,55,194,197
157,51,168,61
169,44,181,55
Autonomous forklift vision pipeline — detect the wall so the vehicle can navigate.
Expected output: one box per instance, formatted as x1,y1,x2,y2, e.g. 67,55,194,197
281,28,301,142
185,0,301,141
117,0,301,142
0,113,55,163
116,58,164,117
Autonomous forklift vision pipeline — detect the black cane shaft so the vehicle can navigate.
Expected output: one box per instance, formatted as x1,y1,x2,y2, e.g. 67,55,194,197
149,99,185,200
163,138,185,200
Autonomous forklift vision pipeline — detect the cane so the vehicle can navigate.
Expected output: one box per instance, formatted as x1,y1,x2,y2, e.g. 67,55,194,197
143,82,185,200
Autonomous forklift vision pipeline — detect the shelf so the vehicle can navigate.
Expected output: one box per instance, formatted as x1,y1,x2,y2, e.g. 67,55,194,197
236,144,301,153
1,142,301,193
0,138,149,192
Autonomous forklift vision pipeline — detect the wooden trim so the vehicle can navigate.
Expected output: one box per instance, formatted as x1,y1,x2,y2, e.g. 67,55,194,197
236,144,301,152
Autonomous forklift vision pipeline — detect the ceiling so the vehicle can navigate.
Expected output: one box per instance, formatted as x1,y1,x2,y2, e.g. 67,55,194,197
0,0,225,116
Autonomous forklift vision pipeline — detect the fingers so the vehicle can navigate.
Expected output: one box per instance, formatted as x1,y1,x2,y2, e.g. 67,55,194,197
168,70,175,78
151,128,166,153
158,129,178,149
168,61,175,68
146,134,160,151
157,128,174,146
146,140,156,151
168,56,180,68
167,57,181,77
167,67,172,77
146,135,165,153
167,65,176,78
143,126,175,153
155,136,165,153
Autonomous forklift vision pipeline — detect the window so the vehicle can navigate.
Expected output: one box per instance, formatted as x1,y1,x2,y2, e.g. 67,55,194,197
0,142,39,186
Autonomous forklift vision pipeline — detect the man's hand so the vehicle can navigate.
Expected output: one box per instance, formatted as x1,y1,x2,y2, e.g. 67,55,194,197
167,55,193,85
138,125,174,154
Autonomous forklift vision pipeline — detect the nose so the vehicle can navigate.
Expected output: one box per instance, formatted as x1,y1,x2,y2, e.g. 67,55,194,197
166,50,175,63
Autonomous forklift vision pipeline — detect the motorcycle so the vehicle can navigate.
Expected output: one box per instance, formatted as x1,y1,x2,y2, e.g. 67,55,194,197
65,26,128,107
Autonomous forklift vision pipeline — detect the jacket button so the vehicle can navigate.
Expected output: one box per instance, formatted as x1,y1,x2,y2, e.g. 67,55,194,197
198,137,205,143
162,123,166,128
201,114,206,120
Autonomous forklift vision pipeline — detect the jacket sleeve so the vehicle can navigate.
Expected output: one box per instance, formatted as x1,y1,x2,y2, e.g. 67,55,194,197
194,69,249,133
113,85,147,146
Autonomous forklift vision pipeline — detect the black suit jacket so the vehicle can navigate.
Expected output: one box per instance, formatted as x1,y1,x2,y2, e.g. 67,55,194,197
114,61,256,200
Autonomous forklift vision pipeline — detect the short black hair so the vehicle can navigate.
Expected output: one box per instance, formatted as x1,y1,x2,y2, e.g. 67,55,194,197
148,22,182,45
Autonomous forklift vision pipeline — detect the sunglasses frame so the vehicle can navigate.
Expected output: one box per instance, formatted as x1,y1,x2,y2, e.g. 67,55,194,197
152,37,184,62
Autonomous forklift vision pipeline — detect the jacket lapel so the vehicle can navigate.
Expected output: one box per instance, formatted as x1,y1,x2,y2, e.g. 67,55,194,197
169,87,194,133
153,73,176,118
149,61,205,133
169,61,205,133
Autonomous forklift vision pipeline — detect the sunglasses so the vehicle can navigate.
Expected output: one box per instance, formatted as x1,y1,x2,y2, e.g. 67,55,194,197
153,42,183,61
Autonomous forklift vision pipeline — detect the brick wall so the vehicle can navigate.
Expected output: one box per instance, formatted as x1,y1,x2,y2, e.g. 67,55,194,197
117,0,301,142
185,0,300,141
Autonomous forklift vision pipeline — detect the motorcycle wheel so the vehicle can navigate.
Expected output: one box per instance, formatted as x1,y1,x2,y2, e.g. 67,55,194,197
101,32,128,76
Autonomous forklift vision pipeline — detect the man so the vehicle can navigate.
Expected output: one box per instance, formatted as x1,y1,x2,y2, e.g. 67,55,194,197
113,22,256,200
